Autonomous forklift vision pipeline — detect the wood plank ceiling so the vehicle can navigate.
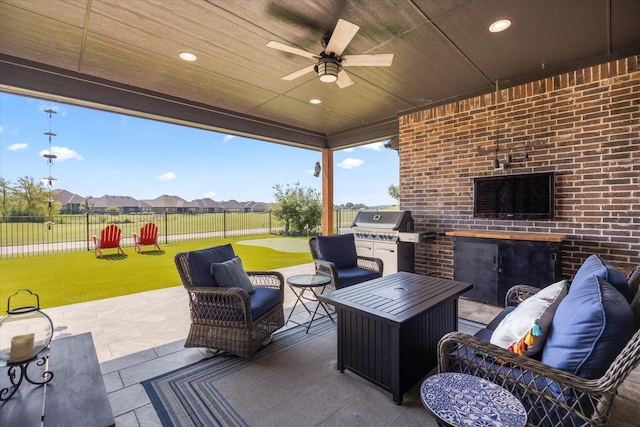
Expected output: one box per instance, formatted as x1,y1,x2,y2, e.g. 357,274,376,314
1,0,639,151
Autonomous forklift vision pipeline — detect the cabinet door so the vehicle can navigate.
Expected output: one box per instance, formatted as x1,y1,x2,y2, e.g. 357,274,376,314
498,241,560,304
355,240,374,258
372,241,399,276
453,240,499,304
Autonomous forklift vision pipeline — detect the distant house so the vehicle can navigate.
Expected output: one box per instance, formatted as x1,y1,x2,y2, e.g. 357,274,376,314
90,195,149,214
192,198,224,213
53,189,85,214
220,199,246,212
245,201,270,212
186,199,272,213
141,195,198,214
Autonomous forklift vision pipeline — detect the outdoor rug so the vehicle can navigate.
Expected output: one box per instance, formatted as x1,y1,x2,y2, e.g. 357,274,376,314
143,317,485,427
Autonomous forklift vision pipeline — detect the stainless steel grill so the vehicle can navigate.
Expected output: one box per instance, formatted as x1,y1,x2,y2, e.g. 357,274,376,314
347,211,435,275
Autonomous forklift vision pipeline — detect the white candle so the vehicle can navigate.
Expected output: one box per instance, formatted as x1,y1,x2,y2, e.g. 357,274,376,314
10,333,35,362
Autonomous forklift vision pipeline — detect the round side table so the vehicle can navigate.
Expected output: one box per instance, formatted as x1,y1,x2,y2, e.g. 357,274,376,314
285,274,334,333
420,372,527,427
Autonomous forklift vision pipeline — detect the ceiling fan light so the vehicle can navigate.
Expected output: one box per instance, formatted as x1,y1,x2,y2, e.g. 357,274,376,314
317,60,340,83
319,74,338,83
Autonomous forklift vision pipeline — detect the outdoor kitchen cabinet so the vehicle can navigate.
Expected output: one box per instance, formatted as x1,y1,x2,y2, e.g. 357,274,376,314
446,231,566,306
354,239,415,275
349,210,430,276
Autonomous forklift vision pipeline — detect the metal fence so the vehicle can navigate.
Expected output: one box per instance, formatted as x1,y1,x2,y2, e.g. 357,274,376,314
0,210,359,258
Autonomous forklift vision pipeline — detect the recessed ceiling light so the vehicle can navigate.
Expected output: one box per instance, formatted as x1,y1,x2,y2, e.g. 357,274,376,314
179,52,197,62
489,19,511,33
310,99,322,105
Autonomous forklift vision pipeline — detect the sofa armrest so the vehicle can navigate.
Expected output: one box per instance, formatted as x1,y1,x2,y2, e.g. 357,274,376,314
357,256,384,275
313,259,339,283
628,265,640,303
247,271,285,290
183,284,252,325
504,284,543,307
438,331,617,426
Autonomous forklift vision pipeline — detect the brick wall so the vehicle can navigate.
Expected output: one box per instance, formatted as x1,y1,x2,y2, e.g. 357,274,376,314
399,55,639,279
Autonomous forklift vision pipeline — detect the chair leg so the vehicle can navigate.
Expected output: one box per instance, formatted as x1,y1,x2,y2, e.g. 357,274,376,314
206,348,229,357
258,331,277,349
118,246,125,256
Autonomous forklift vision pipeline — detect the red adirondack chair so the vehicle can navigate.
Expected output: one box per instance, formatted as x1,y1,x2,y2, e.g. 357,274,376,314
92,224,125,258
133,223,161,253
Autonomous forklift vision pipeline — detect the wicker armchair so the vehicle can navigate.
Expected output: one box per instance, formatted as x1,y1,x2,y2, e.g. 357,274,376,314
175,245,285,357
439,265,640,427
309,234,383,289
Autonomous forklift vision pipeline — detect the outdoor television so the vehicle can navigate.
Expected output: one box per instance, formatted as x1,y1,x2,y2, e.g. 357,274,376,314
473,172,555,220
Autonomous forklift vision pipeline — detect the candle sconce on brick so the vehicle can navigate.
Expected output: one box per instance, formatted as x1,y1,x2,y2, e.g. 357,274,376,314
478,139,547,171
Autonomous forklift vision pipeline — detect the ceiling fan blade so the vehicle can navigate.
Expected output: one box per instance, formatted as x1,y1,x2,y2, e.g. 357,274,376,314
282,64,316,81
341,54,394,67
266,41,319,59
336,70,354,89
325,19,360,56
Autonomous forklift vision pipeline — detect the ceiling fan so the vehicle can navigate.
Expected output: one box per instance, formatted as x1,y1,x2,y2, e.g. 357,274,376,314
266,19,393,89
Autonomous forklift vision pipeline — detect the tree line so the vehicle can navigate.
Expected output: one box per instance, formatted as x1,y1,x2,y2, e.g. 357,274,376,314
0,176,60,219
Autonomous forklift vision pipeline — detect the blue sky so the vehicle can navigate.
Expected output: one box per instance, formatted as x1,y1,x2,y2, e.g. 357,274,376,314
0,93,399,206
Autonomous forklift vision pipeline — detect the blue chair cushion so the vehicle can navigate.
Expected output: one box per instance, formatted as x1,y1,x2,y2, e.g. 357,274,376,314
571,254,630,301
473,328,494,342
336,266,381,288
210,256,254,293
192,287,281,321
249,287,281,321
315,234,358,269
542,275,634,380
187,244,236,287
485,305,516,331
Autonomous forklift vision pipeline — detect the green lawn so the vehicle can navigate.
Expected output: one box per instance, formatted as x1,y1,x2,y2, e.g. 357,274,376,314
0,235,312,309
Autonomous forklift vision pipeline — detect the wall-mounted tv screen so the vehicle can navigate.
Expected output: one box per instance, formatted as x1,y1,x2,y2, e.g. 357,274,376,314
473,172,555,220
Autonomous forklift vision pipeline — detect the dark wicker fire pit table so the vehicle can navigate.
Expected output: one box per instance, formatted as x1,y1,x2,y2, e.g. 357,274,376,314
318,271,472,404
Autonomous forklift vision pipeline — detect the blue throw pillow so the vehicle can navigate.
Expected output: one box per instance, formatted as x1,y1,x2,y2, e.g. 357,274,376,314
542,275,634,380
210,256,254,294
571,254,629,300
186,244,236,287
315,234,358,269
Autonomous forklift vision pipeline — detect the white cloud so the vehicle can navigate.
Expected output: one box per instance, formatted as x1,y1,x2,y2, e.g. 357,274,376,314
8,143,28,151
157,172,177,181
363,142,384,151
204,191,218,198
338,158,364,169
39,146,83,160
222,135,235,143
341,147,355,152
0,125,3,134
